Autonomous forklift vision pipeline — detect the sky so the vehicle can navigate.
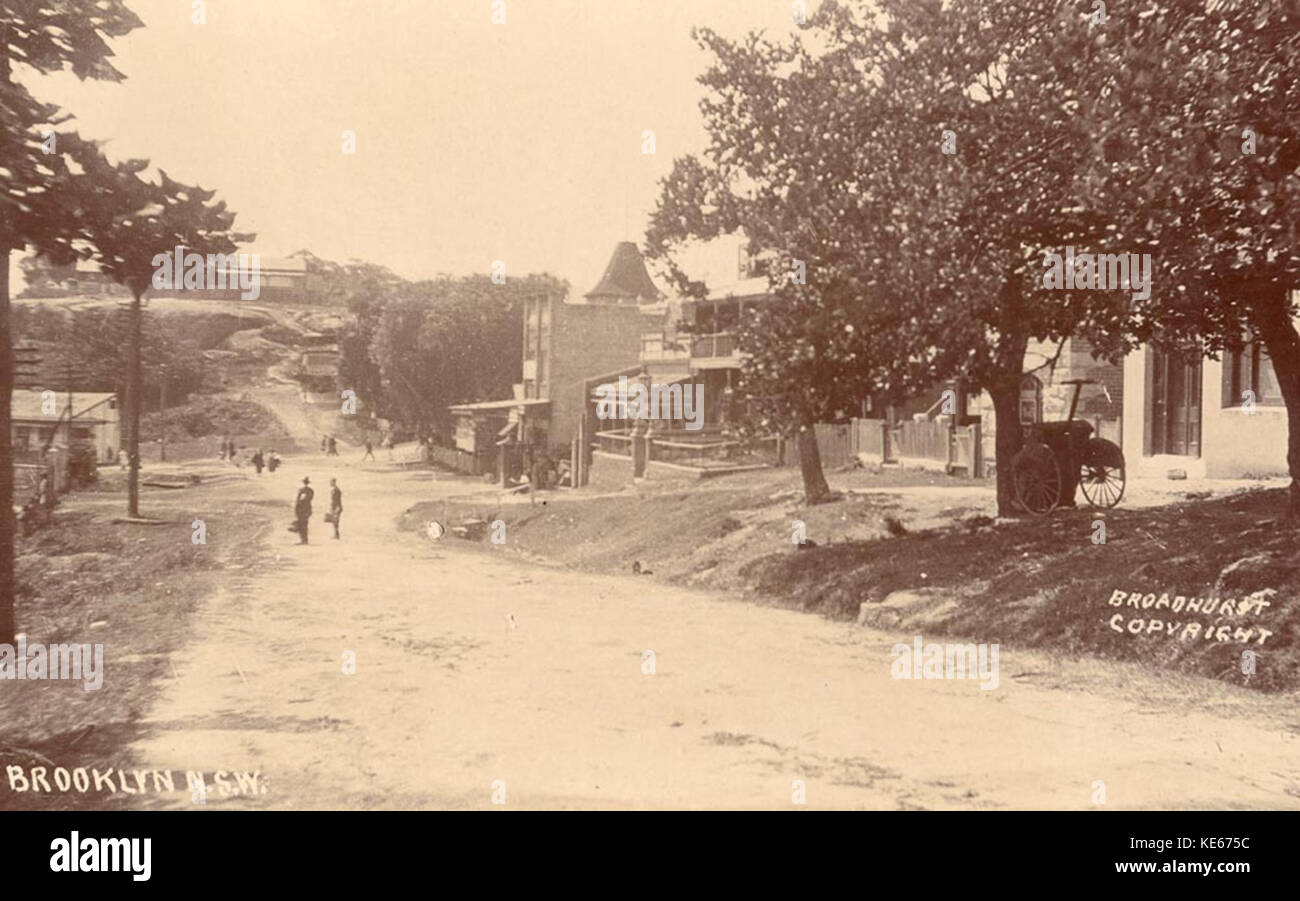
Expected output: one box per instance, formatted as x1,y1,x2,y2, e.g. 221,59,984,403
13,0,818,296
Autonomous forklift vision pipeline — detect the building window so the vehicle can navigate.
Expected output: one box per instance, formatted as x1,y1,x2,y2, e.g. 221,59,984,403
1223,342,1284,408
1019,376,1042,424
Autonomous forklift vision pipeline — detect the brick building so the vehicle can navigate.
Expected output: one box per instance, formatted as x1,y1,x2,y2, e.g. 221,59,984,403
521,243,663,447
450,242,662,482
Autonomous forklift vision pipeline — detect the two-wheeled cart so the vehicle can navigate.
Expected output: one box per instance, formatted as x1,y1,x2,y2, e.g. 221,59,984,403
1009,378,1125,515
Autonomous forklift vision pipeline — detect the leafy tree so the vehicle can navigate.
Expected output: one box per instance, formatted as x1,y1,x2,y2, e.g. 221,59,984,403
58,137,247,517
649,162,881,503
650,0,1134,514
1085,0,1300,518
369,294,435,431
0,0,144,642
295,251,405,307
13,304,207,404
336,287,389,420
342,273,564,439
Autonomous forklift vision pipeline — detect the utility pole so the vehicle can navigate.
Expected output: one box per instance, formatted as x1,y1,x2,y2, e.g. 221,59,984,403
159,368,166,463
2,253,17,644
65,357,74,449
126,286,143,518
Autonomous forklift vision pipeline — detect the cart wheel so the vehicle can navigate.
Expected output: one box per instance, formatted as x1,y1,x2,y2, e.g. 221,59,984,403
1079,437,1125,508
1012,442,1062,516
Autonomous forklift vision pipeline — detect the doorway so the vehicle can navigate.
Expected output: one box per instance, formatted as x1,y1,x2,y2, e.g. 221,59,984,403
1147,347,1201,457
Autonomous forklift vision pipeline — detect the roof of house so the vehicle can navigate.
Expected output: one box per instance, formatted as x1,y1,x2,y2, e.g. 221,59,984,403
210,254,307,274
10,390,116,422
257,256,308,274
584,242,664,303
449,398,552,413
702,275,771,302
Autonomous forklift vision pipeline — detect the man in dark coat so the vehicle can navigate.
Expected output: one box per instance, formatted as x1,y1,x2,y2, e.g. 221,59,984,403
329,478,342,539
294,477,314,544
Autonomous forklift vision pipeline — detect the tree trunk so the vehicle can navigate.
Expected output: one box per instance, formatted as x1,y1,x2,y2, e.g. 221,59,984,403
988,376,1025,518
1,40,14,642
1251,284,1300,520
0,246,15,644
127,288,143,518
796,423,833,505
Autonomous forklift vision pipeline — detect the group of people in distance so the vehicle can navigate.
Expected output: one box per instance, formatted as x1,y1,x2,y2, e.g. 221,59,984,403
329,431,394,463
219,436,279,474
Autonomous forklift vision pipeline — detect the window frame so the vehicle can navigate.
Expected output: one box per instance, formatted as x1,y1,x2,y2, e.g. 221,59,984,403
1223,340,1285,409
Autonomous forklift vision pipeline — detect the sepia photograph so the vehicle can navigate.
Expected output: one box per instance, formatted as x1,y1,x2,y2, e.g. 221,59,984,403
1,0,1296,884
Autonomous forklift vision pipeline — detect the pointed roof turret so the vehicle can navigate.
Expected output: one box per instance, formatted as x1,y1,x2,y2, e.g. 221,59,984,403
584,241,664,304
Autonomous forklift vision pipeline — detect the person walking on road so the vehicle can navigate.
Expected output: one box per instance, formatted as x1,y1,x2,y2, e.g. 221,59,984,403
362,439,375,462
329,478,343,540
327,435,339,456
252,448,264,475
294,477,314,545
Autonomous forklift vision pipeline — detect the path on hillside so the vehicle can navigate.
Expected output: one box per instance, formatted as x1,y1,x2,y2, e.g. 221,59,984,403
121,449,1300,810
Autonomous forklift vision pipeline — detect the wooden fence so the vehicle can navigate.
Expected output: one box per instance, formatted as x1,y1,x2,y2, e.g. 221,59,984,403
791,417,982,477
592,417,986,477
812,423,854,469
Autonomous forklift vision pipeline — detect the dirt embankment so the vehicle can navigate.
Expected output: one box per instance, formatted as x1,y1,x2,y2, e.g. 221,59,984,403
402,474,1299,692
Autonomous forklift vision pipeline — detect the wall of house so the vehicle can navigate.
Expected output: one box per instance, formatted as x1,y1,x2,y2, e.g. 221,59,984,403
1201,357,1288,477
547,302,656,451
11,405,119,461
1122,349,1288,478
946,337,1121,473
1025,337,1124,425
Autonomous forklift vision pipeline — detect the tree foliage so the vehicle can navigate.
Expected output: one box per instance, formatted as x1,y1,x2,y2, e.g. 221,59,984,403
338,273,566,438
12,304,207,401
1,0,147,643
649,0,1156,513
1084,0,1300,516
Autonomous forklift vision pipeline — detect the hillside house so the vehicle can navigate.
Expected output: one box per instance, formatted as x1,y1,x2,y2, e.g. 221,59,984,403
10,390,120,462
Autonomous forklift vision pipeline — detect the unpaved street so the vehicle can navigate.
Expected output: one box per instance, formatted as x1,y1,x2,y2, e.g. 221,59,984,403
125,452,1300,810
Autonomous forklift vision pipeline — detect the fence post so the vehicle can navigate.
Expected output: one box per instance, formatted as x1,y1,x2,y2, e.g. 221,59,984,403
631,421,648,478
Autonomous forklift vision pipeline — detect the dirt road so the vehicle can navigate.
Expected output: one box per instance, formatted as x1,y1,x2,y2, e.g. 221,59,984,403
124,453,1300,810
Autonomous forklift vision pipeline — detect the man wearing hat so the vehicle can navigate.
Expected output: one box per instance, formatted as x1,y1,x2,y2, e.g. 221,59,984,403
294,477,315,544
